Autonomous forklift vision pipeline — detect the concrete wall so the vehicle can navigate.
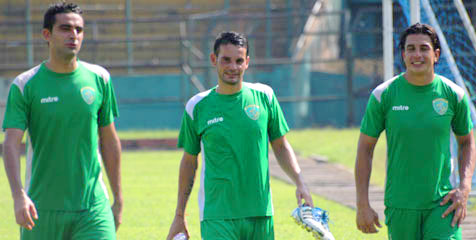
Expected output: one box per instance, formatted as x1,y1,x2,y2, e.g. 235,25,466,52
112,67,299,130
310,71,370,127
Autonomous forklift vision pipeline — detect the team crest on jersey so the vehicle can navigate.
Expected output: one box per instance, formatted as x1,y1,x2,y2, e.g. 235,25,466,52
81,87,96,105
244,105,260,120
432,98,448,115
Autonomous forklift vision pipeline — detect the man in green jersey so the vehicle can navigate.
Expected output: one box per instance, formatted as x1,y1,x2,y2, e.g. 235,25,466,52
355,23,476,239
2,2,122,239
166,31,314,240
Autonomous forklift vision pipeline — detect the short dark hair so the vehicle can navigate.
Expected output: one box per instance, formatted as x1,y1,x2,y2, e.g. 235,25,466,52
213,31,249,56
43,2,83,31
398,23,440,52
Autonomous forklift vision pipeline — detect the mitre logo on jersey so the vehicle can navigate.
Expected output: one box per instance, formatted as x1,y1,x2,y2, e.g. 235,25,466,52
392,105,409,111
81,87,96,105
433,98,448,115
40,96,59,104
244,105,260,120
207,117,223,125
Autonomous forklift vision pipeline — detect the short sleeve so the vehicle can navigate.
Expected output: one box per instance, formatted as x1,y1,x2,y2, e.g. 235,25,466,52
177,111,201,155
451,94,473,136
360,94,385,138
267,92,289,141
98,77,119,127
3,84,28,131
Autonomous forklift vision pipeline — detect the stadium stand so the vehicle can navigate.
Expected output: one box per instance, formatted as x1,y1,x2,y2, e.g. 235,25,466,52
0,0,316,77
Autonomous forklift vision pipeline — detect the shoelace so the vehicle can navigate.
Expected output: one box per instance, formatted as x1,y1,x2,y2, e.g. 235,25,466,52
300,206,314,220
312,207,331,229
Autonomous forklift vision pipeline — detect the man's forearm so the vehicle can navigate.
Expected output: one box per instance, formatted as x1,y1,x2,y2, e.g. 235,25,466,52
355,134,377,209
3,129,25,197
355,152,372,208
458,139,476,194
273,141,303,186
99,125,123,202
175,154,198,217
4,143,23,197
101,141,122,200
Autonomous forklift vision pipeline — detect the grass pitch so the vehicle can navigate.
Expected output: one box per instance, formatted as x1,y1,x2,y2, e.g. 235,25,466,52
3,128,476,239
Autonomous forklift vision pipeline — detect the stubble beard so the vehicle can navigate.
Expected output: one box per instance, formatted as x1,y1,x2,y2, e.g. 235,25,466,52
57,47,79,62
220,72,241,86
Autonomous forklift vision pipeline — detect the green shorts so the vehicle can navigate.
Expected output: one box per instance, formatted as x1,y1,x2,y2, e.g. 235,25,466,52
385,203,461,240
21,200,116,240
201,216,274,240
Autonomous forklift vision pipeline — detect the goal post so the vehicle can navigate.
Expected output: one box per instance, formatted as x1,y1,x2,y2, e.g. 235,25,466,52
383,0,393,81
383,0,420,82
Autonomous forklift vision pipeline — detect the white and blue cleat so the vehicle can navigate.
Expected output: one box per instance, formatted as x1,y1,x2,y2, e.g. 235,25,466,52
291,205,335,240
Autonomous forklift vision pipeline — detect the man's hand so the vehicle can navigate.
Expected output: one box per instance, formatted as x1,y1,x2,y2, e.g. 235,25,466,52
296,183,314,207
13,191,38,230
356,206,382,234
112,199,123,231
166,215,189,240
441,187,469,227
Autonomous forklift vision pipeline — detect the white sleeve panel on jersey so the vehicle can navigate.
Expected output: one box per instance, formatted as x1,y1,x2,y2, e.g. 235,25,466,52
185,89,212,120
80,61,111,84
12,64,41,95
372,75,398,103
244,82,274,103
439,75,466,102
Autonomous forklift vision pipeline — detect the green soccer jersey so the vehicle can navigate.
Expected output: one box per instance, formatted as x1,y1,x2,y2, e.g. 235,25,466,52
178,82,289,220
3,61,119,211
361,73,473,209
